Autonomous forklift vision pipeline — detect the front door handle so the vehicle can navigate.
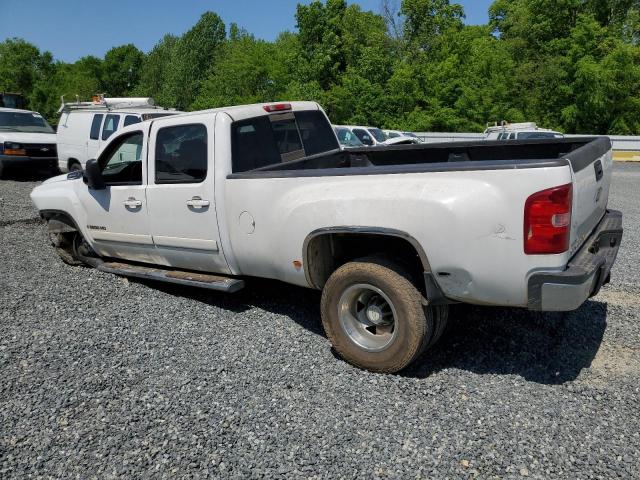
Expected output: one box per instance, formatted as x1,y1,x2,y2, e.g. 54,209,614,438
123,197,142,208
186,196,210,208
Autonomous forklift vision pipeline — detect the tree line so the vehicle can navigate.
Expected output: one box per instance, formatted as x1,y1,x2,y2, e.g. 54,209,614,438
1,0,639,134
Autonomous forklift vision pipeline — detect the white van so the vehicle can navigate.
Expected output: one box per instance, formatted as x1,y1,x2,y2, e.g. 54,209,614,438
56,97,182,172
484,122,564,141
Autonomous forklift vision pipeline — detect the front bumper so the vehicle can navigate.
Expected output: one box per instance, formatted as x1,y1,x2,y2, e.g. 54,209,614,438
0,154,58,171
528,210,623,311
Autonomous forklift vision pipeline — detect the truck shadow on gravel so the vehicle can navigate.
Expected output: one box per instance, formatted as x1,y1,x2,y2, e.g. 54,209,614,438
136,277,606,385
404,301,608,384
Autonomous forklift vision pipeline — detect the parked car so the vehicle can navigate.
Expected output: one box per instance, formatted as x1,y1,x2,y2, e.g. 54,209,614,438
341,125,419,146
345,125,388,146
484,122,564,140
334,125,365,148
31,101,622,374
0,107,58,178
384,130,423,143
56,96,182,173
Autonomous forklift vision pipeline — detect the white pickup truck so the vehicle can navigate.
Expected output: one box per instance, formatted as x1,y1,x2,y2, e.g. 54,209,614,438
30,101,623,373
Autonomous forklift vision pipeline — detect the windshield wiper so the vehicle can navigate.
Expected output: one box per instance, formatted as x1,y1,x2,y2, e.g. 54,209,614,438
0,127,20,131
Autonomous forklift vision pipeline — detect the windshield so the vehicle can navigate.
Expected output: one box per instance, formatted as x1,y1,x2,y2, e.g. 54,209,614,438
368,128,386,143
403,132,418,138
0,111,54,133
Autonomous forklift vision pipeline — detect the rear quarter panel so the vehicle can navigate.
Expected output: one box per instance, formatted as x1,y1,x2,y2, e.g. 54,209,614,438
222,165,573,307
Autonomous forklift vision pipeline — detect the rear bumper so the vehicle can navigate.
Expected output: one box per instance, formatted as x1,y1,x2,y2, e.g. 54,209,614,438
0,154,58,170
527,210,623,311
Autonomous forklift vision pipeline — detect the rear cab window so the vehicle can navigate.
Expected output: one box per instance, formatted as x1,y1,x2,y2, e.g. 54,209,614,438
231,110,338,173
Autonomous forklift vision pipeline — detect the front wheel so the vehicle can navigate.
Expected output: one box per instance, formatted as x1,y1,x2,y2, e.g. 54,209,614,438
48,230,84,266
321,256,441,373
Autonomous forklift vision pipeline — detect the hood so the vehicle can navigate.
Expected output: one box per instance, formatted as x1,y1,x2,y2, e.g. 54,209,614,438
0,131,56,144
383,136,420,146
42,172,77,185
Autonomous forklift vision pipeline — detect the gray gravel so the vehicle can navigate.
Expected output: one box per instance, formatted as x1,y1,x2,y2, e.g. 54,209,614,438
1,165,639,479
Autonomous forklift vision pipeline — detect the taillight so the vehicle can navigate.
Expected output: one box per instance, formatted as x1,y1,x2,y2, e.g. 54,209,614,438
524,183,572,254
263,103,291,112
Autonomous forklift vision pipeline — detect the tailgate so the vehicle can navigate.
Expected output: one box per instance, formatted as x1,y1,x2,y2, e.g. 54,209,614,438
566,137,613,256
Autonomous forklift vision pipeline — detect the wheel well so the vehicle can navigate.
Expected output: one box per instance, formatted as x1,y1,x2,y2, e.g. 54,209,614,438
304,231,428,291
41,210,79,233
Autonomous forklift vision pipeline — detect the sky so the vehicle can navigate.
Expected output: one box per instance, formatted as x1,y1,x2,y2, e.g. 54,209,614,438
0,0,492,63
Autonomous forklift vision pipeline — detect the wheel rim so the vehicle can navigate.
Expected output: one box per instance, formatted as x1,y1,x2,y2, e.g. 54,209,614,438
338,283,398,352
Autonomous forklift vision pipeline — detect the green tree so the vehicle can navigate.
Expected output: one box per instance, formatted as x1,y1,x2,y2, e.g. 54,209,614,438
164,12,226,109
0,38,54,102
102,44,143,96
135,34,178,104
193,28,281,109
400,0,464,51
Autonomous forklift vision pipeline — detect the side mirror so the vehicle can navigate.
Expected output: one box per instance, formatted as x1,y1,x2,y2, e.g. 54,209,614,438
83,159,106,190
362,136,373,146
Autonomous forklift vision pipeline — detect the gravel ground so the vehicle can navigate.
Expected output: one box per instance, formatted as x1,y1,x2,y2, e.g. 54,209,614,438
1,164,639,479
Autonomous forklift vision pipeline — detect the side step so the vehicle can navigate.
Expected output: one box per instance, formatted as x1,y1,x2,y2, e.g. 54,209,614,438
97,261,245,293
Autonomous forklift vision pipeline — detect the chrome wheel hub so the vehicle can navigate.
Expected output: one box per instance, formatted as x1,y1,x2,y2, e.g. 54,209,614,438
338,283,397,352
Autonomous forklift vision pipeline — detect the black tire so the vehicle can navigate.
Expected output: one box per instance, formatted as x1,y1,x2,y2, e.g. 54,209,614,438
426,304,449,349
0,160,4,179
48,230,84,266
321,256,437,373
69,162,82,172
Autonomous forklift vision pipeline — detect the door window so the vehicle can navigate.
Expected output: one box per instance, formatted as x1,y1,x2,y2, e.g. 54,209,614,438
102,114,120,140
90,114,103,140
155,124,207,184
99,131,144,185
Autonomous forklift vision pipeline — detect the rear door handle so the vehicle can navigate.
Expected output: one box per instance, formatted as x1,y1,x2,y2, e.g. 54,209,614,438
186,196,210,208
123,197,142,208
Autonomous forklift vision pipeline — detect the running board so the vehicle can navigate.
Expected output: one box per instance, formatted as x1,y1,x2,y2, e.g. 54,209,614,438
97,261,245,293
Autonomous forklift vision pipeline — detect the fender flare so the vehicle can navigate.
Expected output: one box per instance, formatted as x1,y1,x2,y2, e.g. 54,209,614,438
302,226,449,304
40,209,80,233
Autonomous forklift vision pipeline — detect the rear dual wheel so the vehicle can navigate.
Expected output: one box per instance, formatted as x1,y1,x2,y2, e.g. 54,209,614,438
321,256,448,373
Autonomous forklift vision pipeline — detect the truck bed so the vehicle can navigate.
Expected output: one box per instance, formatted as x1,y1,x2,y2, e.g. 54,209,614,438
229,137,610,178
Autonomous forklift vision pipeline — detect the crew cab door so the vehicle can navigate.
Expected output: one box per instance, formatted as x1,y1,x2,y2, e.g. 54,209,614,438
146,113,230,274
78,128,154,262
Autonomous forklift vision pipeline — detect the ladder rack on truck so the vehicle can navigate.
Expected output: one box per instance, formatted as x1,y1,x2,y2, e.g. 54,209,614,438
58,94,166,113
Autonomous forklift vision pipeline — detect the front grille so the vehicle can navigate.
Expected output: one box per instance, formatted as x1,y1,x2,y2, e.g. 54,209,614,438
24,143,57,158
